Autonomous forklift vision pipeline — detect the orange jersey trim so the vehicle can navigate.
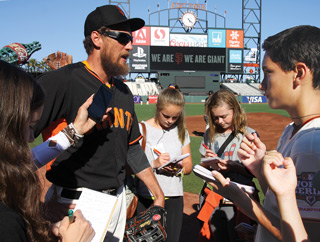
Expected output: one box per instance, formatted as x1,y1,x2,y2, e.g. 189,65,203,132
129,134,142,145
82,61,112,88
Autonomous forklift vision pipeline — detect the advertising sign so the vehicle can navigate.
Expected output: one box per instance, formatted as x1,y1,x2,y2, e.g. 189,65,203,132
228,63,242,72
170,34,207,47
148,95,158,104
229,49,242,63
133,27,150,46
133,95,142,104
207,29,226,48
228,49,242,72
226,30,243,48
245,48,258,62
130,46,149,72
151,27,170,46
242,96,267,103
150,46,226,71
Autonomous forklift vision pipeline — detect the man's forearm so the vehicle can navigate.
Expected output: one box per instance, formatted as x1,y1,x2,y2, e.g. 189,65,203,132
136,167,165,207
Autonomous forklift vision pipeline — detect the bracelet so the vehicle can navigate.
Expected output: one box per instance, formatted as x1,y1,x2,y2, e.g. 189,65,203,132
61,123,84,147
175,167,185,178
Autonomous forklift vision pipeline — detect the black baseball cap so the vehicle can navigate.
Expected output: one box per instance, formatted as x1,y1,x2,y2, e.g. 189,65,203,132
84,5,145,37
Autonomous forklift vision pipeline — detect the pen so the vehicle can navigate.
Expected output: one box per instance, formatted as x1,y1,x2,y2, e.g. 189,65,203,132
252,131,260,138
249,131,260,143
153,148,162,156
202,143,210,150
68,209,74,224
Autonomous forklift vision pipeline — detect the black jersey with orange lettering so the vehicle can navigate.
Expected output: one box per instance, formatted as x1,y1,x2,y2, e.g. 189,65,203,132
34,62,149,190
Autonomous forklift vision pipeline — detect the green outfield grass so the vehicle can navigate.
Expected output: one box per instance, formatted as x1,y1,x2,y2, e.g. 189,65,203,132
32,103,284,199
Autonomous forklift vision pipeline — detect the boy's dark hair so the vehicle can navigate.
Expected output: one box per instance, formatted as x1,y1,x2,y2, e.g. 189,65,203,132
263,25,320,89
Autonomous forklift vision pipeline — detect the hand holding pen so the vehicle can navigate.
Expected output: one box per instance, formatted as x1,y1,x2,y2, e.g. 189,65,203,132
52,210,95,242
152,148,182,176
153,148,170,169
69,209,74,224
202,143,218,158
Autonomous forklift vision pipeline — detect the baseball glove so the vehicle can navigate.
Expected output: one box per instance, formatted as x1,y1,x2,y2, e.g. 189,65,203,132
43,51,72,70
124,205,167,242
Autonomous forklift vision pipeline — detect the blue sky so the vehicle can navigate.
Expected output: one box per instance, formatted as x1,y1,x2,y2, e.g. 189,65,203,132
1,0,320,64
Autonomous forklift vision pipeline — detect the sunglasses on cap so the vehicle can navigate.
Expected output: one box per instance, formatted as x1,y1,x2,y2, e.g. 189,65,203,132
102,31,133,45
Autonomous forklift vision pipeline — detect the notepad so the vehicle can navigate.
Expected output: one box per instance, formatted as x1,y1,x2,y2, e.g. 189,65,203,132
157,153,190,170
200,156,222,164
74,188,118,242
193,165,255,194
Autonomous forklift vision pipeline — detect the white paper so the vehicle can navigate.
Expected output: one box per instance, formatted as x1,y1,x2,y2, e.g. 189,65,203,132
193,164,217,182
193,165,255,194
74,188,118,242
157,153,190,170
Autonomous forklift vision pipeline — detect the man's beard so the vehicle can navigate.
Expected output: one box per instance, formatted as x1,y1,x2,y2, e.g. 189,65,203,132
100,49,129,78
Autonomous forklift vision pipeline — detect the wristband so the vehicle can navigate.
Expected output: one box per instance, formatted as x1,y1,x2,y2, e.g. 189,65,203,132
61,123,84,146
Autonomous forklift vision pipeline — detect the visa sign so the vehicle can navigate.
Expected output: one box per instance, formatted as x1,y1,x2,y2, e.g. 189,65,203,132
243,96,267,103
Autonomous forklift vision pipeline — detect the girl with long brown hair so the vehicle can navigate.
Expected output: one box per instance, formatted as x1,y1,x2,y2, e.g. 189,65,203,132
0,60,94,242
198,89,257,242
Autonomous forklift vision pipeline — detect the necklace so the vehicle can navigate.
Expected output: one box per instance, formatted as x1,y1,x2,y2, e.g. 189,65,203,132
291,113,320,119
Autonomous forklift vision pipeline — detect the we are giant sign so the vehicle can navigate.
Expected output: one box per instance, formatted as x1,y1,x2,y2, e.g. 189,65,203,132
150,46,226,71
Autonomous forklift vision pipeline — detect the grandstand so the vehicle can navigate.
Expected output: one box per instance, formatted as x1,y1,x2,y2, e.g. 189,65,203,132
126,81,264,97
222,83,264,96
249,83,261,90
125,81,160,96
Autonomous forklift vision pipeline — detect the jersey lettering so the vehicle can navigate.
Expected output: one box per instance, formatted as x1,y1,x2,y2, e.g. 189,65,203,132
125,111,132,131
96,107,133,132
114,107,125,128
296,172,320,206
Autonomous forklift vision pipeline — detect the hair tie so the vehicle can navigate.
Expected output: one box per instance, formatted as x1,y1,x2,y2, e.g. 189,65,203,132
169,84,175,89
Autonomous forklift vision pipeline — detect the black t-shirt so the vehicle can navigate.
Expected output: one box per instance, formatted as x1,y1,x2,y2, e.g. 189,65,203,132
34,62,149,190
0,202,28,242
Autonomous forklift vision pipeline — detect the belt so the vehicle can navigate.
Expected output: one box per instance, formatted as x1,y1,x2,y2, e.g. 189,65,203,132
61,187,118,199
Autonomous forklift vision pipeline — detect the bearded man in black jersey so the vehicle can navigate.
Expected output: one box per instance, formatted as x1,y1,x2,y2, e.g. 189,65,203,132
34,5,164,242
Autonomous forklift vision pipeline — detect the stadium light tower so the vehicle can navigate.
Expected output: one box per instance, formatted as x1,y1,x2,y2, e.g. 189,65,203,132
242,0,262,83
